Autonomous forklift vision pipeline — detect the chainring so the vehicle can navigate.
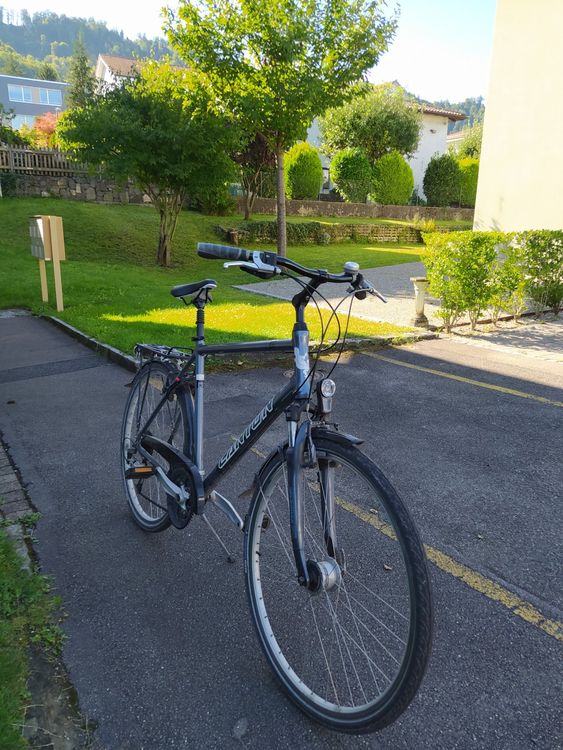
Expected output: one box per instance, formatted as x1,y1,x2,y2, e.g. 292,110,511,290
166,466,195,529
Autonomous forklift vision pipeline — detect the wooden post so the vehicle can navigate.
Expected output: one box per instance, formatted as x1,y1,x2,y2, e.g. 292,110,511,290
38,260,49,302
49,216,65,312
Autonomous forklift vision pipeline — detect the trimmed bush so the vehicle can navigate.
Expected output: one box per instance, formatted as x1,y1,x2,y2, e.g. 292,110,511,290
423,153,461,207
284,142,323,200
0,172,17,197
330,148,373,203
458,157,479,207
514,230,563,315
371,151,414,205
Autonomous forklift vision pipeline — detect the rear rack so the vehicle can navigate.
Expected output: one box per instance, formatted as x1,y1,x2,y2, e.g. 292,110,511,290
135,343,194,368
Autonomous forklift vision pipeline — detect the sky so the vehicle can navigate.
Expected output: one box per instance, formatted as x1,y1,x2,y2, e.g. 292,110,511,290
10,0,497,102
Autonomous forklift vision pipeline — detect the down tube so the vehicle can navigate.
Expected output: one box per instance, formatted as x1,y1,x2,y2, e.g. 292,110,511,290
204,381,296,493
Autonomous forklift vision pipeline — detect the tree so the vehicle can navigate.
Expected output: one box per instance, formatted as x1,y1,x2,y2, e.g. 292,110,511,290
330,147,373,202
233,133,276,220
66,34,95,109
166,0,396,255
57,61,237,266
32,112,58,148
423,153,461,207
38,60,58,80
457,123,483,159
372,150,413,205
320,83,421,162
285,142,323,200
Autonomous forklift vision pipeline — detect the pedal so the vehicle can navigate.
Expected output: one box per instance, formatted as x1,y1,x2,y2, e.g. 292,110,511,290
125,465,155,479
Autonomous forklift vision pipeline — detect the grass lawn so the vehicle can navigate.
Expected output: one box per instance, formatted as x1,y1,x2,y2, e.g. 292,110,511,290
0,198,425,355
0,527,62,749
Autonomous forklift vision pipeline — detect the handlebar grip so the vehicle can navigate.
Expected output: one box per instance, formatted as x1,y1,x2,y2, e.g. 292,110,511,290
197,243,252,261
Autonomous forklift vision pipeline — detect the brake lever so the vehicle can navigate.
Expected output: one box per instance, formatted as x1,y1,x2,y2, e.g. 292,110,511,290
370,288,388,304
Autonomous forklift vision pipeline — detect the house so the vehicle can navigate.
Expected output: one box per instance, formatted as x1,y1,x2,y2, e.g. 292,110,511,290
446,130,466,153
406,105,466,199
94,55,140,90
474,0,563,230
0,74,70,130
307,103,466,200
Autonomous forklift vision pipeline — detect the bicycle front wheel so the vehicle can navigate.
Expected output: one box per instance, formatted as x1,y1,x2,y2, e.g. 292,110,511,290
244,436,432,734
121,360,191,532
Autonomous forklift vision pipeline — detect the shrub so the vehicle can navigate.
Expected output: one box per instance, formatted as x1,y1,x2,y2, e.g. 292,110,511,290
330,148,373,203
514,230,563,315
424,231,507,330
489,239,525,323
423,153,461,207
221,220,331,246
371,151,414,205
285,142,323,200
458,157,479,208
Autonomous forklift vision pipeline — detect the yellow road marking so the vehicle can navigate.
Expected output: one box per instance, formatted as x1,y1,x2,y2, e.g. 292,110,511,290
363,351,563,408
339,497,563,643
250,445,563,641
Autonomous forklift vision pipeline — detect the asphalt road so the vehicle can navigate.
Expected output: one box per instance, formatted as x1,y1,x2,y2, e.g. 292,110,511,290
0,315,561,750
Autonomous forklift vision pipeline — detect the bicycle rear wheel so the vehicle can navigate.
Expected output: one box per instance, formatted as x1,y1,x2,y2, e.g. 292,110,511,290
121,361,191,532
244,436,432,734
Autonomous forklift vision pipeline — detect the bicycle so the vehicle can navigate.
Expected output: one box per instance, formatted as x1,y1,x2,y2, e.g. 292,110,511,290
120,242,432,734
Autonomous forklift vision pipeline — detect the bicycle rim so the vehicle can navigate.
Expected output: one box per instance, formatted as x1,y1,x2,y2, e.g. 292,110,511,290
245,438,432,732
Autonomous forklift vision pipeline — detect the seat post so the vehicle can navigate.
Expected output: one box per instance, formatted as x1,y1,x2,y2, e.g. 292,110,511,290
193,297,206,474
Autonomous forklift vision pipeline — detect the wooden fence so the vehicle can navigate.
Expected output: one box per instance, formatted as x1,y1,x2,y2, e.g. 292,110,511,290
0,147,92,176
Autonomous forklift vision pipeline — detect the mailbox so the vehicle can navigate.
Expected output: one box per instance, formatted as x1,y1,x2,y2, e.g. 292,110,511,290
29,215,66,311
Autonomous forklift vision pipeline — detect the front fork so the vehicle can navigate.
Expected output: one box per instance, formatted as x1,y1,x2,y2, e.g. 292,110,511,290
286,420,340,591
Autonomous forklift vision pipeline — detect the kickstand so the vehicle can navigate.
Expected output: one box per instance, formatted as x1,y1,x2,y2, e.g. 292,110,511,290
200,513,236,563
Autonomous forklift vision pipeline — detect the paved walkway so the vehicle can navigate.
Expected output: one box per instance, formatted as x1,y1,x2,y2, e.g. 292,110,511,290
0,313,561,750
236,261,442,328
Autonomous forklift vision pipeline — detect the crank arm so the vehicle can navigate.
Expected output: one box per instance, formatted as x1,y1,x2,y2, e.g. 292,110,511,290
136,444,187,501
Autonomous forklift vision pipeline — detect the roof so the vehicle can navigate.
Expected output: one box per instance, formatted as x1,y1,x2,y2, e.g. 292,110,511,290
97,55,141,77
0,73,69,86
446,131,466,141
417,105,467,122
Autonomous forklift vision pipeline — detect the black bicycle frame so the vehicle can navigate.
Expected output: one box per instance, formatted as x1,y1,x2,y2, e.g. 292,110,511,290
133,283,324,588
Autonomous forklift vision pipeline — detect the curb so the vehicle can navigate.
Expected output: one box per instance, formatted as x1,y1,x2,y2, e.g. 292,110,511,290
43,316,137,372
42,314,439,373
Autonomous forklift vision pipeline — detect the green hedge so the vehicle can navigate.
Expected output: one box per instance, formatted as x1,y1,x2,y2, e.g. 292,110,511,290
423,153,461,207
330,148,373,203
458,158,479,208
372,151,414,205
424,229,563,329
284,142,324,200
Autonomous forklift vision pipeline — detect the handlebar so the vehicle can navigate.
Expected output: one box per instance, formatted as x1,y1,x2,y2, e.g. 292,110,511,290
196,242,387,302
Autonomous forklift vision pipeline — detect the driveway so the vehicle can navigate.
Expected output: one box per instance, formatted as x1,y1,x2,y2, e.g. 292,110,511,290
0,315,561,750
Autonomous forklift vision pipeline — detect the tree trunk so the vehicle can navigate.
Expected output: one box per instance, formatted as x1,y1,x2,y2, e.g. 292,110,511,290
156,198,181,267
276,145,287,257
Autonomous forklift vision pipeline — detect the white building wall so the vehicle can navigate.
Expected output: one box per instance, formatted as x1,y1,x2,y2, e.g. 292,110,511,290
474,0,563,231
407,114,449,199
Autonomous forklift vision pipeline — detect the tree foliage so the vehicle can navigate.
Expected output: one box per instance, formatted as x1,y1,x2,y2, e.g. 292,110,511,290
423,153,461,207
66,34,96,109
457,123,483,159
320,83,421,162
233,133,276,220
330,147,373,203
285,142,323,200
57,61,237,266
166,0,397,255
371,150,413,205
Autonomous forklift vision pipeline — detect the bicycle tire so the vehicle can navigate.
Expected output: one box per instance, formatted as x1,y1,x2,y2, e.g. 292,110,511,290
244,436,432,733
121,360,191,532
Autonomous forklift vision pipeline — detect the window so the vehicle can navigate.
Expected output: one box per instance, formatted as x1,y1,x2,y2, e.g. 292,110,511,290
39,88,62,106
8,84,32,103
12,114,35,130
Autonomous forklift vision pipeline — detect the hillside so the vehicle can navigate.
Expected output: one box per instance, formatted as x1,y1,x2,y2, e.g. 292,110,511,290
0,8,171,79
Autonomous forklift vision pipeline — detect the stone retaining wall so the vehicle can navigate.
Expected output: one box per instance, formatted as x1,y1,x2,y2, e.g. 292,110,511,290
242,196,474,222
11,173,151,205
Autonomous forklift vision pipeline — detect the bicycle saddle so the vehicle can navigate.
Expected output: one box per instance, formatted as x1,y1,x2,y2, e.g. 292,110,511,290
170,279,217,298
